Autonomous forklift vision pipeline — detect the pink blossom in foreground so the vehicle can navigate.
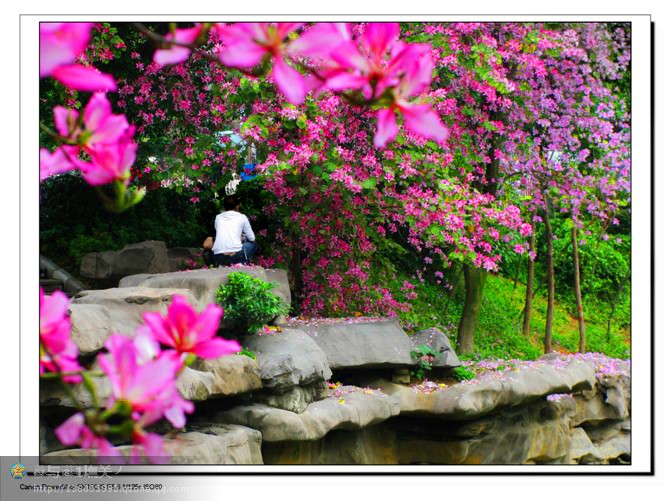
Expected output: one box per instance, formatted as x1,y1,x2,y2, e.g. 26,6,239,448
39,146,77,181
98,334,192,428
39,288,82,382
373,39,448,147
40,23,116,91
55,412,121,459
215,23,307,104
55,411,167,463
153,25,203,67
51,65,118,92
142,295,240,359
53,93,129,146
73,125,138,186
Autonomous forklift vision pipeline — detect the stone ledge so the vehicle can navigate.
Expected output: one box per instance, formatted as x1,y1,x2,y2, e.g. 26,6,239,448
215,386,400,442
368,358,595,420
295,317,415,369
43,424,263,465
119,267,290,311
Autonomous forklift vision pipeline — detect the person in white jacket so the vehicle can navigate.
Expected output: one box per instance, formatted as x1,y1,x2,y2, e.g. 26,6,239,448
206,195,258,267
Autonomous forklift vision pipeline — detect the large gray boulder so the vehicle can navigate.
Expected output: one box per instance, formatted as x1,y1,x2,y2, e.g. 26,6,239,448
216,386,400,442
242,329,332,393
296,318,415,370
80,241,171,280
369,357,595,420
411,327,461,369
43,424,263,464
176,356,263,402
68,287,198,355
119,266,291,311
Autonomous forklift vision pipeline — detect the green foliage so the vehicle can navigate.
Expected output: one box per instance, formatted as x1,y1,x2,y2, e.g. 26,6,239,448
39,175,217,278
410,344,439,380
215,272,290,335
236,347,256,360
452,366,476,381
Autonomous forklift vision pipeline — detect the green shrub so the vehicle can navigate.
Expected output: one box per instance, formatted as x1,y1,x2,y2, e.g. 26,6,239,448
410,344,439,380
215,272,290,335
236,347,256,360
452,366,476,381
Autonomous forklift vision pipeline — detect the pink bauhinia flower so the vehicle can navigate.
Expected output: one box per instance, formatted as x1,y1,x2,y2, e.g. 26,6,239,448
55,412,121,459
98,334,190,428
215,23,307,104
153,25,203,67
39,288,83,382
373,42,448,148
53,93,130,146
142,295,240,359
73,125,138,186
40,23,116,91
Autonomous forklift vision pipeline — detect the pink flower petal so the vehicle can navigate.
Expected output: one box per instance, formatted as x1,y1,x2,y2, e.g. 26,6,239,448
364,23,400,59
54,412,85,445
192,338,241,359
374,108,399,148
271,57,307,105
40,23,93,77
83,92,111,131
399,103,449,142
52,64,117,92
53,106,79,137
153,25,202,67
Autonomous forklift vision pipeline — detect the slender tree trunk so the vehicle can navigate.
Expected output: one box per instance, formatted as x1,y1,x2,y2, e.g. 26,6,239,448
571,226,586,353
522,212,537,337
513,254,523,290
457,265,487,355
543,195,555,354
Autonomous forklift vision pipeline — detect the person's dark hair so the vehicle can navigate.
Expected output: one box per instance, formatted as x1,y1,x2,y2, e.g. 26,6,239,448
223,195,240,211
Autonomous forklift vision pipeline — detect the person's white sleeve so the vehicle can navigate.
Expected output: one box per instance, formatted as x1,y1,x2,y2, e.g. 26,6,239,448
242,215,255,242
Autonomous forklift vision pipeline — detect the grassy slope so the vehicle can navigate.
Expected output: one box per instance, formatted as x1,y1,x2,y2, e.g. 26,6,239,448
393,272,630,361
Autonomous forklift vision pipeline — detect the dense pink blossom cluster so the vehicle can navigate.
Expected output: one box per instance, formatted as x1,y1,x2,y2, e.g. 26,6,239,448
40,22,630,317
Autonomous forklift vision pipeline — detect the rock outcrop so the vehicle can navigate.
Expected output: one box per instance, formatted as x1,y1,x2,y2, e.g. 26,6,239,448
119,267,291,311
215,387,400,442
43,424,263,465
294,318,416,369
410,327,461,369
368,357,595,420
67,287,197,355
40,272,632,466
241,329,332,393
80,241,172,280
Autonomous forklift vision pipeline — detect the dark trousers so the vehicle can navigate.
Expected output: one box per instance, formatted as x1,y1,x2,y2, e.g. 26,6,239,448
214,241,258,266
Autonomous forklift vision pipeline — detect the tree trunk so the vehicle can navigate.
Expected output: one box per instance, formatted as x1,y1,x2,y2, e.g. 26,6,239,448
513,254,523,290
522,212,537,337
457,265,487,355
543,195,554,354
571,226,586,353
